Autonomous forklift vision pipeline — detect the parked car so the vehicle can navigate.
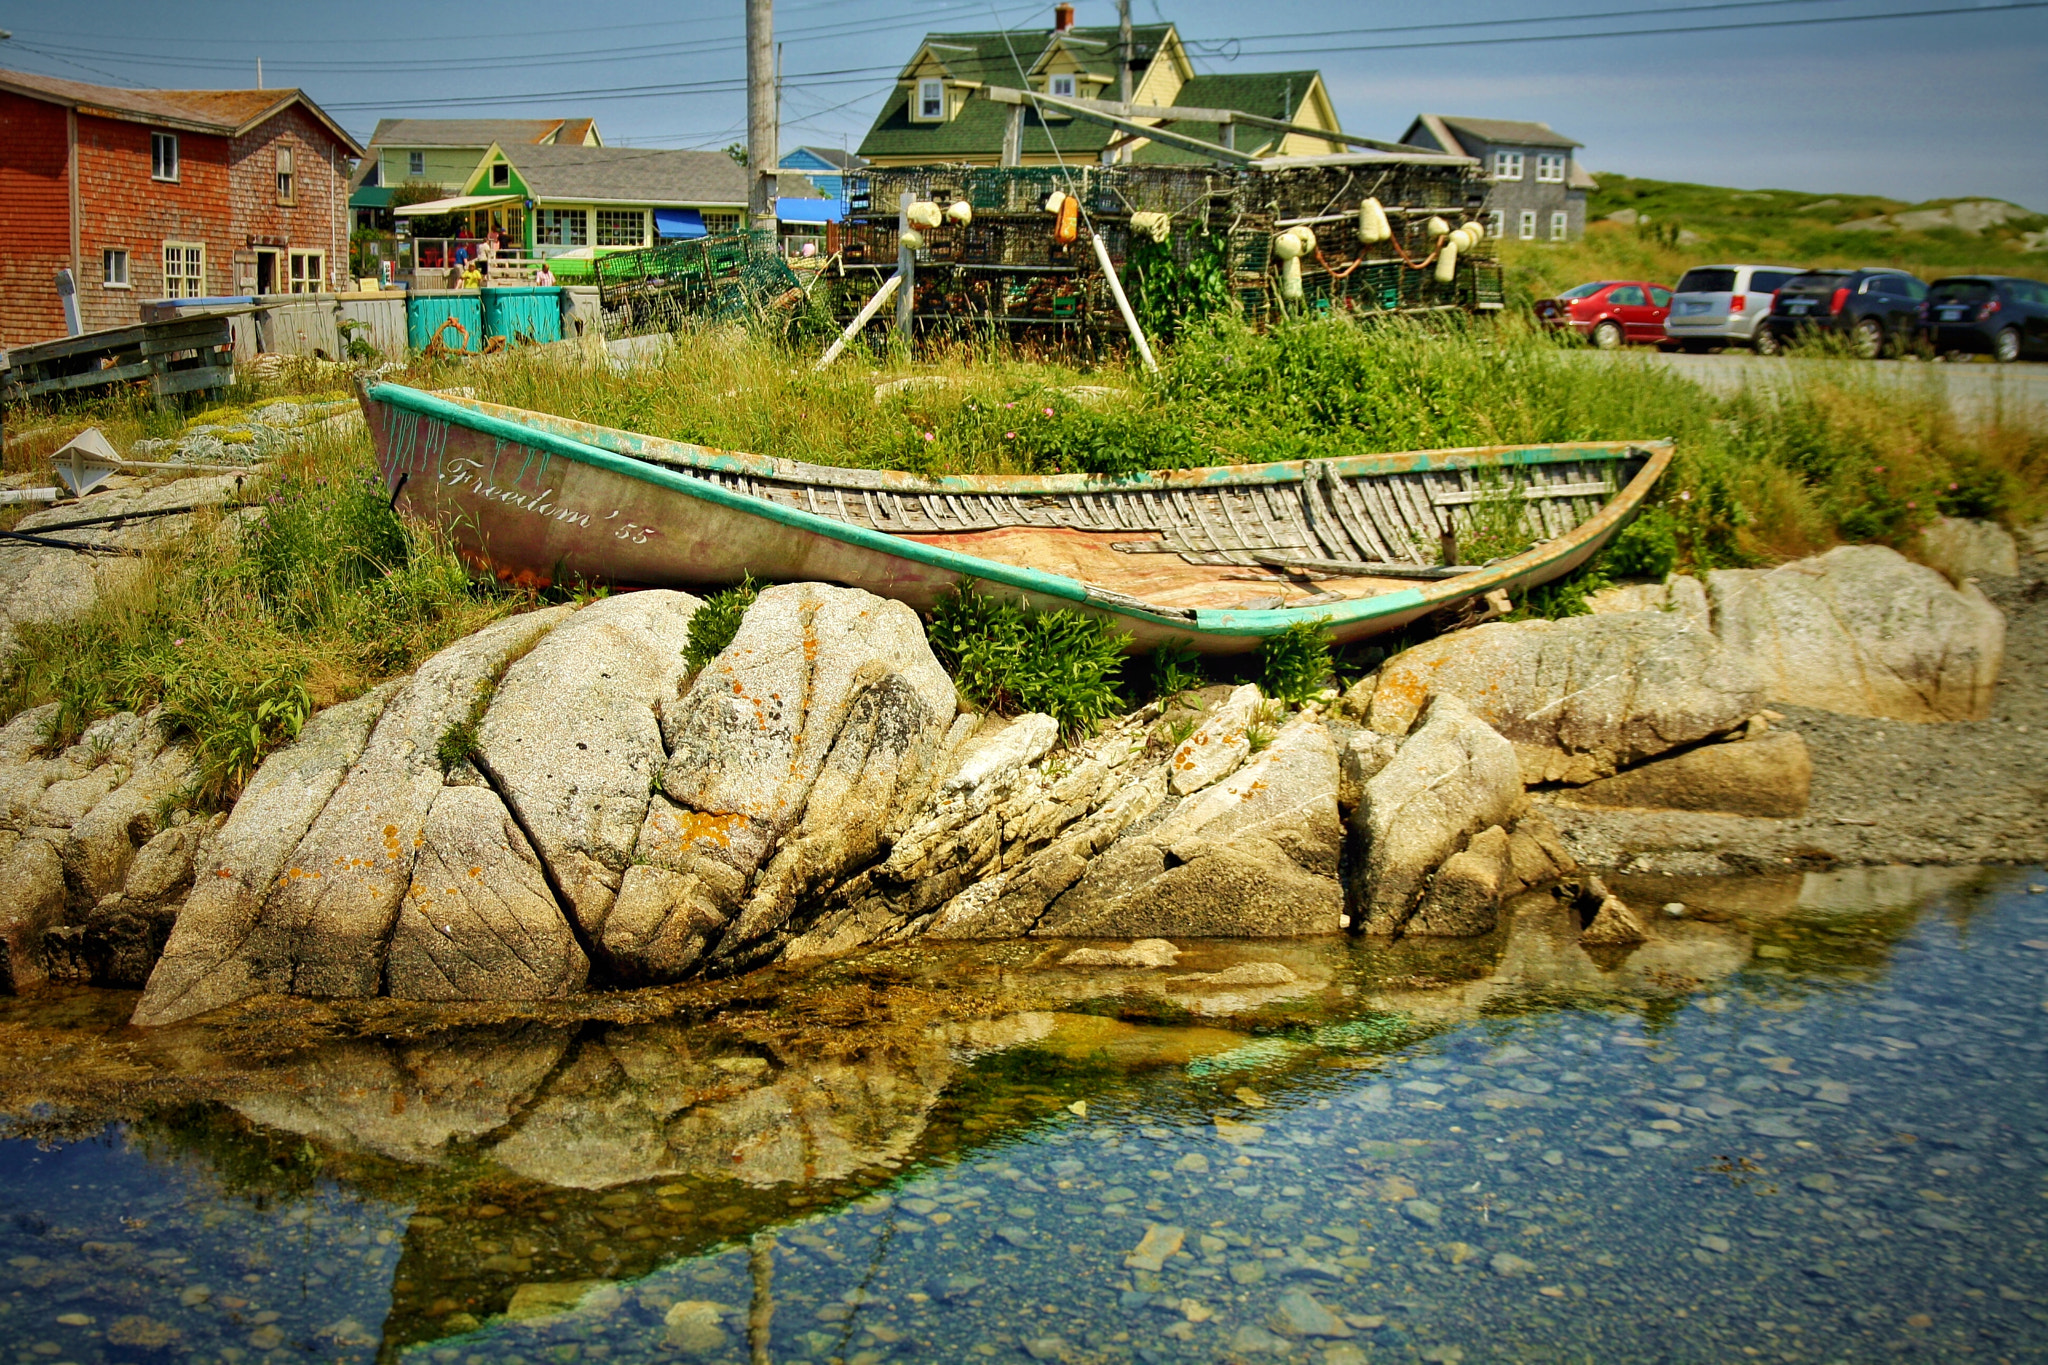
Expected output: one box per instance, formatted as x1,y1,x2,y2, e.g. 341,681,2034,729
1533,280,1672,349
1755,268,1926,358
1661,263,1803,351
1921,275,2048,363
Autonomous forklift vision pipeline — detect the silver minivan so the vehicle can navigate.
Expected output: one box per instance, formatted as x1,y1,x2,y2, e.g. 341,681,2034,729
1662,264,1803,350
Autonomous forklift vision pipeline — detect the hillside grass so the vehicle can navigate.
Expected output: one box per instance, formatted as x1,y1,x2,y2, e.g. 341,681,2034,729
1504,173,2048,304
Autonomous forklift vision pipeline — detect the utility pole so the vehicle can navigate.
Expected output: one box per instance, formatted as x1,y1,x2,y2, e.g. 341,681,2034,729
1115,0,1133,164
1118,0,1133,105
746,0,778,234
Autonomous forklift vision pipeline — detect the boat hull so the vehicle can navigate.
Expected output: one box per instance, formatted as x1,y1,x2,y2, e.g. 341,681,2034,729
361,383,1668,653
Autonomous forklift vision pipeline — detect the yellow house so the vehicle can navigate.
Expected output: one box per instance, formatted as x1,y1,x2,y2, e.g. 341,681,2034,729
858,7,1344,167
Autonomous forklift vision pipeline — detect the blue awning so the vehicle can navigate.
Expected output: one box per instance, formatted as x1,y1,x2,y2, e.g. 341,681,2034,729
654,208,706,239
777,197,841,224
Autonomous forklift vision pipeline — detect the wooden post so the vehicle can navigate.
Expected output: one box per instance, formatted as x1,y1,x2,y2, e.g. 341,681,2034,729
1091,231,1158,375
815,272,899,370
745,0,778,234
1117,0,1133,106
895,192,914,336
1001,102,1024,168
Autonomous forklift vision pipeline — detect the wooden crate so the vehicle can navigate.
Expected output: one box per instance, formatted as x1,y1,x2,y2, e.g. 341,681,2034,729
1,315,234,409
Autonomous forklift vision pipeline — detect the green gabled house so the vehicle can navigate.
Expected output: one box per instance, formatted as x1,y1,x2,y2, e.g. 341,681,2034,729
857,6,1344,167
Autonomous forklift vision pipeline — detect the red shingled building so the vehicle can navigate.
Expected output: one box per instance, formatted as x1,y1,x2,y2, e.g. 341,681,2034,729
0,69,363,347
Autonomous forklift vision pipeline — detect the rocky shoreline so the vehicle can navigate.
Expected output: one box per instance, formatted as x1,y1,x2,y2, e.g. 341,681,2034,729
0,507,2039,1021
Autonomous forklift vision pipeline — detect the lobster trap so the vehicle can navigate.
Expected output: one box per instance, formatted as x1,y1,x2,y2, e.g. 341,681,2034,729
593,230,803,337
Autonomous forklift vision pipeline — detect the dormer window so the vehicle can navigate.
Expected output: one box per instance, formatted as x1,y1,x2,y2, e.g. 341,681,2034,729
1049,73,1076,98
491,162,511,188
918,78,945,119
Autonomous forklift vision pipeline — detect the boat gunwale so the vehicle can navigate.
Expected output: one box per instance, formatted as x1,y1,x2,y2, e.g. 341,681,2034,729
365,381,1671,641
412,383,1666,496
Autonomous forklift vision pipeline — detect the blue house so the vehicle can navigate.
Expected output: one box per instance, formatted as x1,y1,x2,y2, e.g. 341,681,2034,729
778,146,866,206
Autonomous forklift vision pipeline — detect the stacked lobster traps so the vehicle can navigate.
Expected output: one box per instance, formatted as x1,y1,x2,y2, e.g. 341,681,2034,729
821,156,1499,347
592,230,804,337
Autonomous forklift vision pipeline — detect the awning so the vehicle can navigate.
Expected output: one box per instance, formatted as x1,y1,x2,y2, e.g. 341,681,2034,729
394,194,522,217
349,185,393,210
654,207,706,239
777,197,840,225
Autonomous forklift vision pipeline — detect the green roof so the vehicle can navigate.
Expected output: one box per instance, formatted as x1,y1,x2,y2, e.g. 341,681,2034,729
857,24,1332,165
859,24,1173,162
1131,72,1322,165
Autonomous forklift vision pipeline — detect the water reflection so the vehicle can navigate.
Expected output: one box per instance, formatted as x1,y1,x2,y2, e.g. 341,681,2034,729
2,864,2040,1364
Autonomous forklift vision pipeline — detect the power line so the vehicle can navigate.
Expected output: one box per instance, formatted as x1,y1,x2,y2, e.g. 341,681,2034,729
1212,0,2048,59
1185,0,1878,52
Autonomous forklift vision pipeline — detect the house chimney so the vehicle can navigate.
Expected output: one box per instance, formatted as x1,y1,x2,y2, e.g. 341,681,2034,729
1054,4,1075,31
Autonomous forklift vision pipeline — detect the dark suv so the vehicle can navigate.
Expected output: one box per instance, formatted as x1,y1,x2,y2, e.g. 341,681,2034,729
1921,276,2048,363
1757,268,1927,358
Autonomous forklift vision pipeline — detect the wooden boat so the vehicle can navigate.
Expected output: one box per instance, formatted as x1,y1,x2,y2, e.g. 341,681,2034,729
359,380,1670,653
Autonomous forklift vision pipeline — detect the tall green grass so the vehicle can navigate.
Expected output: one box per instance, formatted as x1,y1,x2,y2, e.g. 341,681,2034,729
0,425,521,806
462,314,2046,569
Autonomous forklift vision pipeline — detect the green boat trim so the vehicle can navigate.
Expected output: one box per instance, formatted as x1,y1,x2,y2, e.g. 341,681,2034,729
367,381,1669,641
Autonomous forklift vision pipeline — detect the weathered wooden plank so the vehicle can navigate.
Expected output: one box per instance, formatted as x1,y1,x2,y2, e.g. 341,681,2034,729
1326,472,1390,562
151,364,234,397
10,359,156,400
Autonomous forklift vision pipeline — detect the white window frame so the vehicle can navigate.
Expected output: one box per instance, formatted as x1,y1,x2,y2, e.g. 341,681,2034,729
536,208,588,248
288,250,325,294
1549,211,1568,242
1049,73,1076,98
1536,153,1566,184
162,240,205,298
702,210,742,235
595,209,646,247
275,145,295,205
1493,150,1523,181
917,77,945,120
1518,210,1536,241
151,132,179,182
1486,209,1505,239
102,248,130,289
490,161,512,188
408,150,426,176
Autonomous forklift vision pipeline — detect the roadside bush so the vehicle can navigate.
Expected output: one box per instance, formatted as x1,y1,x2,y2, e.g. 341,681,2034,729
927,586,1128,739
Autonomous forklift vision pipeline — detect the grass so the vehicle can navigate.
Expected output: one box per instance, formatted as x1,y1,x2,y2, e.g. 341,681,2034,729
460,312,2046,571
683,574,760,672
1504,173,2048,306
0,421,525,807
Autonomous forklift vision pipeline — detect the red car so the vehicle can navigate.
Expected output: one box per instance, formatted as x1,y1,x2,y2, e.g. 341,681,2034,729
1533,280,1674,348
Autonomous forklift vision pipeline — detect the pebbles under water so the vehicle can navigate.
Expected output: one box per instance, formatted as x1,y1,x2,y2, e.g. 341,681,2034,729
3,866,2046,1364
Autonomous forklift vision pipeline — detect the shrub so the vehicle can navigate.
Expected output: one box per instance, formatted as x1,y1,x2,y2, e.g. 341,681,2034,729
927,586,1128,739
684,574,759,672
1258,620,1333,706
1147,641,1205,702
1607,506,1679,580
155,666,316,809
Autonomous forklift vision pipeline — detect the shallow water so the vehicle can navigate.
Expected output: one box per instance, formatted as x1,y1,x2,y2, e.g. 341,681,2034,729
3,866,2047,1364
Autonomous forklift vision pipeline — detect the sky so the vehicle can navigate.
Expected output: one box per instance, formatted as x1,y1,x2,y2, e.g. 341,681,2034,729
4,0,2045,210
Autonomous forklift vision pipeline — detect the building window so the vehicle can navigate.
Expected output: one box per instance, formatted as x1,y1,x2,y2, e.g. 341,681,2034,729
595,209,644,247
536,208,588,247
275,145,295,205
102,248,130,289
1486,209,1504,239
491,162,511,188
408,150,426,176
1536,153,1566,184
162,241,204,298
917,78,944,120
289,250,324,293
1549,211,1568,241
1493,150,1523,181
703,211,741,235
1049,73,1076,98
1518,211,1536,240
151,132,179,182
